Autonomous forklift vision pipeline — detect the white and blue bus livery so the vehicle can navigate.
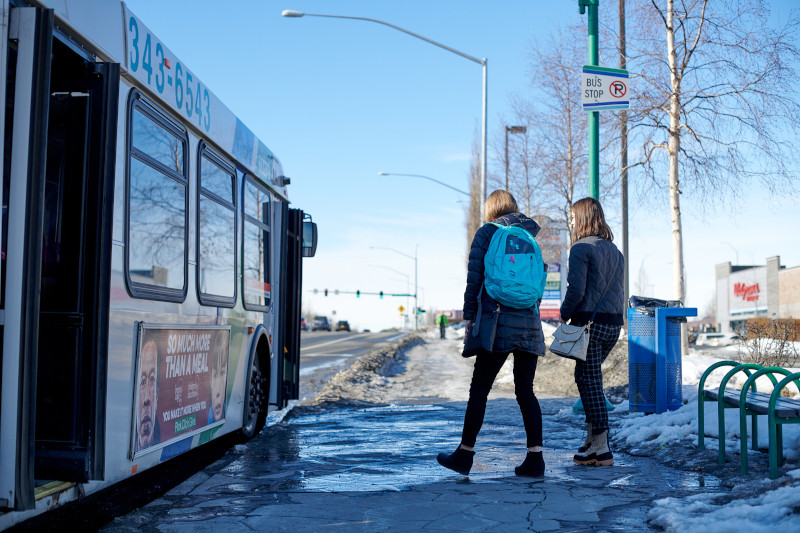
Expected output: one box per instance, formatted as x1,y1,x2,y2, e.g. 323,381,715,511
0,0,317,527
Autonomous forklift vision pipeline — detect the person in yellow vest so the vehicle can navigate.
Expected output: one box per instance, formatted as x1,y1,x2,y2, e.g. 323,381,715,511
436,313,448,339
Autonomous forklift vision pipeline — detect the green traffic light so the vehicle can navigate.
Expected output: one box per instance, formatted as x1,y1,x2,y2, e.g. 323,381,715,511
356,290,360,298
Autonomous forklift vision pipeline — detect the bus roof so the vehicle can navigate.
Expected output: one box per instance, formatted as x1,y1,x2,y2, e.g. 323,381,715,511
43,0,288,200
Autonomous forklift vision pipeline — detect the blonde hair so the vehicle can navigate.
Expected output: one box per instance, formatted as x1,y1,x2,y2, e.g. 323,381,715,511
571,197,613,242
484,190,518,222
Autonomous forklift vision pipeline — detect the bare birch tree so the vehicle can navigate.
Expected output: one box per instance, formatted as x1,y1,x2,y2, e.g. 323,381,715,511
521,26,591,243
620,0,800,309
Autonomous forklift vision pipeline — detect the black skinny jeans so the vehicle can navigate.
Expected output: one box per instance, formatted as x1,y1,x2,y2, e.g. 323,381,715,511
461,351,542,448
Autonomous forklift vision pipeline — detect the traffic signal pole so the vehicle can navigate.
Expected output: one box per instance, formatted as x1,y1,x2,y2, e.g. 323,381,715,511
315,289,413,298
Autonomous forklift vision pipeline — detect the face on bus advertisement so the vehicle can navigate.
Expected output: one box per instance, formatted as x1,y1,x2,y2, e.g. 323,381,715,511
209,332,228,422
133,327,230,455
137,340,159,451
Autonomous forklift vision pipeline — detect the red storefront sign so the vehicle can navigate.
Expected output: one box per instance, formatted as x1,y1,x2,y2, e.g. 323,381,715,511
733,282,760,302
540,308,561,319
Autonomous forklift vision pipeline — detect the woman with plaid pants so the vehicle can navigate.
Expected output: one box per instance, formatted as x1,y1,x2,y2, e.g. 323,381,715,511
560,198,625,466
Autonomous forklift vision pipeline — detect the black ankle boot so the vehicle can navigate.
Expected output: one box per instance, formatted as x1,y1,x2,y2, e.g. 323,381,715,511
437,446,475,475
515,451,545,478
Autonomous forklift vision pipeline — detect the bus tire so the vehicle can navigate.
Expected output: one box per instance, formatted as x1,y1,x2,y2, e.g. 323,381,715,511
239,348,267,441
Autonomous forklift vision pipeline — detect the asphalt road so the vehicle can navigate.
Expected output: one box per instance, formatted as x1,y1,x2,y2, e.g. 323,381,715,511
298,329,409,401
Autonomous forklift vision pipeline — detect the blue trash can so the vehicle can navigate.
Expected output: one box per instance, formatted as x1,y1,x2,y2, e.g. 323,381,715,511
628,299,697,414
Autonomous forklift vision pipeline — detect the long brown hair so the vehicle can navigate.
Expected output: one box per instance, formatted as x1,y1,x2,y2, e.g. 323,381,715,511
571,197,613,242
484,190,518,222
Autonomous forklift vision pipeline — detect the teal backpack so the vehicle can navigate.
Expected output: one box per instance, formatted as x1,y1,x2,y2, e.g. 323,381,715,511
483,222,547,309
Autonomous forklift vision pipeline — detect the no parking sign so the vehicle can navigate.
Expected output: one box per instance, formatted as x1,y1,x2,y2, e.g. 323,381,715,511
581,65,630,111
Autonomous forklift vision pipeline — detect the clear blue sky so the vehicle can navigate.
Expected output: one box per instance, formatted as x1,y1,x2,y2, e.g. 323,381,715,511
126,0,800,331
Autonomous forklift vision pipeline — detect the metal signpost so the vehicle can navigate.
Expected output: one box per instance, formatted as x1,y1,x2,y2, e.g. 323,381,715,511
579,0,630,199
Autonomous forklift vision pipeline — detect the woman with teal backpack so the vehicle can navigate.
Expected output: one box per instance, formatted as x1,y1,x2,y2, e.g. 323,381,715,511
436,190,547,478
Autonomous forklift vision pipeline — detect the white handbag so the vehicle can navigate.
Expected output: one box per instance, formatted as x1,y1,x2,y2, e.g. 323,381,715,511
549,261,618,362
549,322,590,361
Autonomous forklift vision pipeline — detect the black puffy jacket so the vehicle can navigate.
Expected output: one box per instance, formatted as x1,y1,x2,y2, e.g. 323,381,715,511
463,213,545,355
560,236,625,326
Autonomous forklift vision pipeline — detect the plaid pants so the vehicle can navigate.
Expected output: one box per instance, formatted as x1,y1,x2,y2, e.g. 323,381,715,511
574,322,621,432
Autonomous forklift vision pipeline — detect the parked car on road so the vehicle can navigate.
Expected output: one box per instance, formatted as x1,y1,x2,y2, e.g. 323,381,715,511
694,332,740,347
312,316,331,331
336,320,351,332
300,317,309,331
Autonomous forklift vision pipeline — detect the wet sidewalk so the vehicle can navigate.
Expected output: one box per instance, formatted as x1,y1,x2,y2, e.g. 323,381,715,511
104,385,725,531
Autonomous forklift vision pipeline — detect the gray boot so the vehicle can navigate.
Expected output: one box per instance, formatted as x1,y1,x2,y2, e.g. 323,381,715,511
577,423,593,453
573,429,613,466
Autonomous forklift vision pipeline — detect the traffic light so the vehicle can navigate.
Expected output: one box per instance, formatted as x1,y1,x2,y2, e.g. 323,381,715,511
356,290,360,298
379,291,384,299
324,289,328,297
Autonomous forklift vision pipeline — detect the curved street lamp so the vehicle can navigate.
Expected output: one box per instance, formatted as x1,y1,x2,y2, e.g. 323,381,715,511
282,9,488,217
378,172,469,197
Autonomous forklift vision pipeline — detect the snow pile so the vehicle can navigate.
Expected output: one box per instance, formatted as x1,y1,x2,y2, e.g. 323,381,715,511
682,351,800,398
613,349,800,530
312,334,425,404
648,470,800,532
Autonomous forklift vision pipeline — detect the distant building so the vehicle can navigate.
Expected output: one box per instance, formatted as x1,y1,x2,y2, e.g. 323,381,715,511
533,216,569,322
715,256,800,333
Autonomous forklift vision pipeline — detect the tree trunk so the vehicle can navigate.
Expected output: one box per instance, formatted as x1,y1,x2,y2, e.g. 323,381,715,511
666,0,689,353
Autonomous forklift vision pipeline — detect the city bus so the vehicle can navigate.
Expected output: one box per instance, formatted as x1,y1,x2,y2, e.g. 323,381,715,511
0,0,317,527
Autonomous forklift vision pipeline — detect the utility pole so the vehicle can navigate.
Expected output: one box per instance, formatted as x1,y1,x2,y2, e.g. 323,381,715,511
504,125,527,191
619,0,629,310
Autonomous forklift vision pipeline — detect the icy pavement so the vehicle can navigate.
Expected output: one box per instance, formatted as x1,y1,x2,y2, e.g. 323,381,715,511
103,328,800,532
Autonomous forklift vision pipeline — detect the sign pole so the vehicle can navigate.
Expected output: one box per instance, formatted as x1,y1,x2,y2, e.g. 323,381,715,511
580,0,600,199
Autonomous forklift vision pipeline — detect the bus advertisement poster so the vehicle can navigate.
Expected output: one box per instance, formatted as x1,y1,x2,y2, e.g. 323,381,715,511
132,324,231,457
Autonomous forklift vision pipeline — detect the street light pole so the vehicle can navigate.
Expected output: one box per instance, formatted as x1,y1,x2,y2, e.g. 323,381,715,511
504,125,527,191
378,172,469,196
370,245,418,330
282,9,488,219
371,264,412,329
722,241,739,265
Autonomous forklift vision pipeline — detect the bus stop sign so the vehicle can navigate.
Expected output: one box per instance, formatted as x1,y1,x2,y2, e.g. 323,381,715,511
581,65,630,111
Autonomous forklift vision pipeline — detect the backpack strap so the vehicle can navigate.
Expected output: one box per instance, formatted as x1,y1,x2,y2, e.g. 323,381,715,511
489,220,536,240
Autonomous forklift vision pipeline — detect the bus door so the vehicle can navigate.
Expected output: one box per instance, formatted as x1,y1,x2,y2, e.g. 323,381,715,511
0,6,118,510
278,207,303,407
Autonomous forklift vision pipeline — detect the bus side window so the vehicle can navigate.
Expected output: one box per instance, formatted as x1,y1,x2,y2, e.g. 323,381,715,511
126,93,188,300
242,177,270,309
198,145,236,306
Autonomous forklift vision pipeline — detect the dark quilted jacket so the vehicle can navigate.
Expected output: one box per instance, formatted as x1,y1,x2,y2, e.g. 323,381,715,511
560,236,625,326
463,213,545,356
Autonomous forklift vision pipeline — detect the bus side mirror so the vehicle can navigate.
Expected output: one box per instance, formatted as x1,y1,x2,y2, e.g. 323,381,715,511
302,220,317,257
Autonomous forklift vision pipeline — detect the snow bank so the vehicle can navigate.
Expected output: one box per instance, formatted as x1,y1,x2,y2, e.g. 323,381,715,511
648,471,800,532
616,350,800,531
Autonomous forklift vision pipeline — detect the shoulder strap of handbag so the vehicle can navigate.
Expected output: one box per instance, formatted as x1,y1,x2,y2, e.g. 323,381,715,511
471,283,485,337
586,257,620,326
